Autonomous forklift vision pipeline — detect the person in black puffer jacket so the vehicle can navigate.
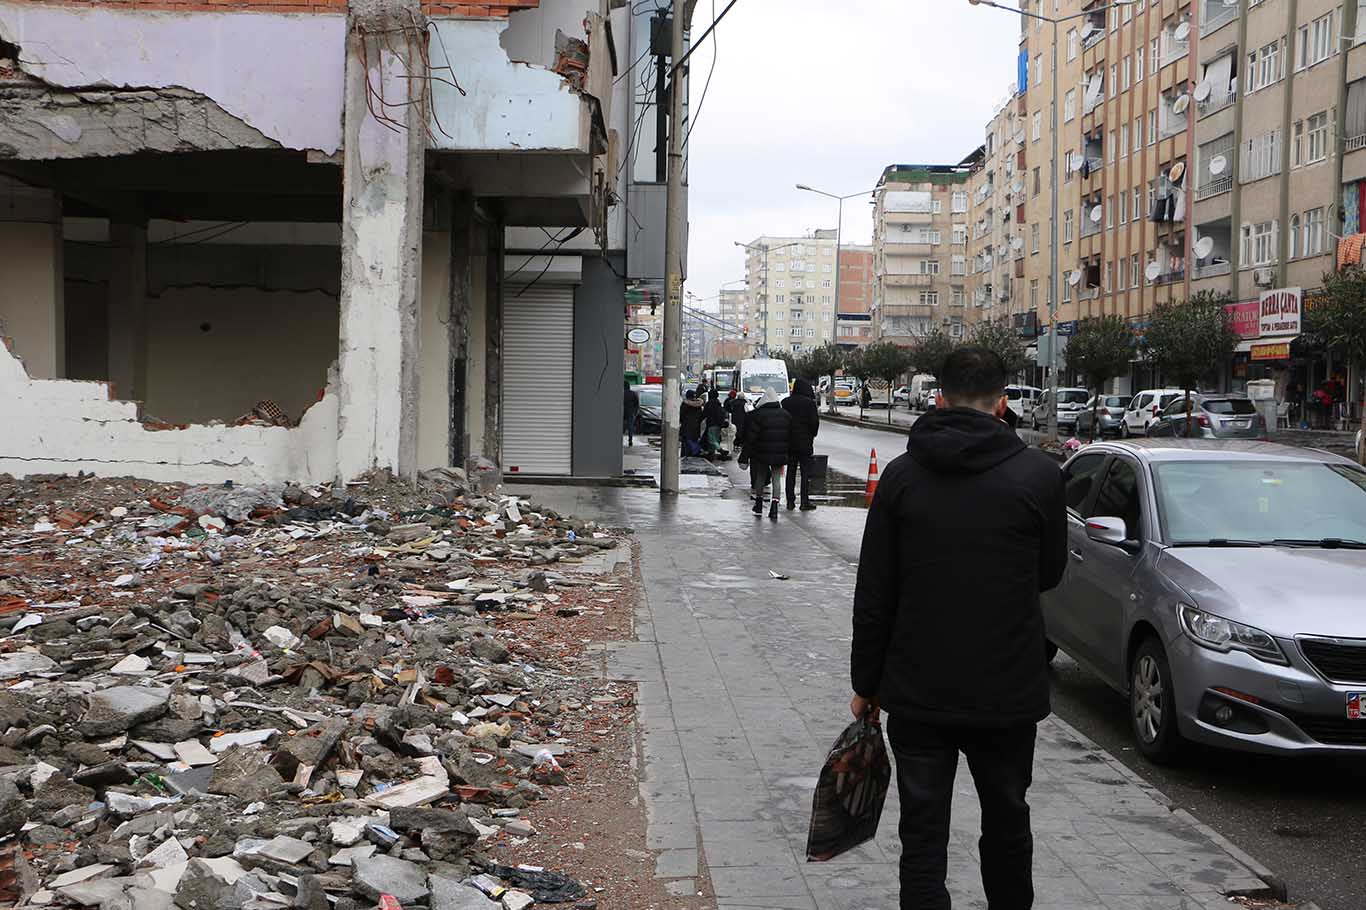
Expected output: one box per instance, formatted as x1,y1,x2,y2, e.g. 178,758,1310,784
781,377,821,510
701,388,727,456
740,390,793,519
679,390,705,457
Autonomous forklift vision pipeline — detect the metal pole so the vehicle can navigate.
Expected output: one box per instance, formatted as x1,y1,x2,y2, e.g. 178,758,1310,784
833,197,843,339
1046,16,1060,442
762,243,770,357
660,0,685,495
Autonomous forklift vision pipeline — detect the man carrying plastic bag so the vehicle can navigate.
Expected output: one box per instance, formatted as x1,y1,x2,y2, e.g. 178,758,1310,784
847,347,1067,910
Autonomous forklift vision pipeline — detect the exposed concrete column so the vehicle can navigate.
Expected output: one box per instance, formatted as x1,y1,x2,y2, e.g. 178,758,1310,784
106,221,147,400
482,224,503,467
0,187,64,380
446,197,475,468
336,0,425,482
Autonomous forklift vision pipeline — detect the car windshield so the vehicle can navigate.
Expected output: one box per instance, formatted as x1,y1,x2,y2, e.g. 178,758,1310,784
1104,396,1131,408
1158,393,1182,408
1154,461,1366,546
713,373,734,392
743,373,789,397
1203,398,1255,415
635,387,662,409
1059,390,1089,404
1007,389,1022,400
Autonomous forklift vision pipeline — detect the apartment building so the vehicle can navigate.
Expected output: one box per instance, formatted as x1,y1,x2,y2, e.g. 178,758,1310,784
836,246,876,348
711,288,750,362
968,92,1026,327
739,230,840,355
872,164,974,344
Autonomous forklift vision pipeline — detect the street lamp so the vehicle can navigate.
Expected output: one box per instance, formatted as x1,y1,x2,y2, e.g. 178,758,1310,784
795,184,876,348
734,238,802,357
967,0,1136,442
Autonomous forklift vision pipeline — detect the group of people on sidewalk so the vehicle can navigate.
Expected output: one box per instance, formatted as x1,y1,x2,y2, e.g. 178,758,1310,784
737,377,821,519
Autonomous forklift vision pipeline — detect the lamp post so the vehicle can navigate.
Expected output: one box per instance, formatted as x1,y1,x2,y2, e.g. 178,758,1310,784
734,239,802,357
967,0,1136,442
795,184,876,349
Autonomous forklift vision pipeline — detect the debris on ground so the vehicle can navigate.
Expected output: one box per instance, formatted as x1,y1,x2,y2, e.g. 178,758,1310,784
0,468,636,908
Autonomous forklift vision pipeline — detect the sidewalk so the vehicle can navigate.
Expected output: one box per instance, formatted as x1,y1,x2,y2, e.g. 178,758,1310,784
519,460,1284,910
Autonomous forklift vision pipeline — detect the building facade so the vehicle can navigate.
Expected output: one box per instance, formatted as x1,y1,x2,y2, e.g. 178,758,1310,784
836,245,876,348
871,164,974,344
0,0,686,481
739,229,841,355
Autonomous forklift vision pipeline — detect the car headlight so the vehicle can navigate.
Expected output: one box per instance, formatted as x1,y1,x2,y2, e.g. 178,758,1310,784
1178,605,1286,664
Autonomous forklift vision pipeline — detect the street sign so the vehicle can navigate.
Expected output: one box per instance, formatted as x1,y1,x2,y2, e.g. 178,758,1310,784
627,327,651,344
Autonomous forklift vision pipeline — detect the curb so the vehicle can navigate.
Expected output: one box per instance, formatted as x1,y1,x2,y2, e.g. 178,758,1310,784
1046,715,1290,903
822,411,915,435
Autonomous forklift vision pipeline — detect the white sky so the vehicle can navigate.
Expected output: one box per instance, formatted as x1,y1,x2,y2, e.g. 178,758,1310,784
681,0,1021,311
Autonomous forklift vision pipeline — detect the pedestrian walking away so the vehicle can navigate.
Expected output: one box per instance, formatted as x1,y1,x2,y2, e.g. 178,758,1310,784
702,388,727,457
782,377,820,510
861,384,872,410
739,389,794,520
623,380,640,447
849,346,1067,910
680,389,705,457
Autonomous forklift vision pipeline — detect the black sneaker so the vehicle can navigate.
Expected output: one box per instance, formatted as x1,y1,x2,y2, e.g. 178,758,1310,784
752,498,763,515
800,501,817,511
786,500,797,511
769,500,779,520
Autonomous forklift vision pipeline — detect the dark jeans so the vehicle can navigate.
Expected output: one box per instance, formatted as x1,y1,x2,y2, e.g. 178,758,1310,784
786,454,813,504
887,715,1036,910
623,412,636,442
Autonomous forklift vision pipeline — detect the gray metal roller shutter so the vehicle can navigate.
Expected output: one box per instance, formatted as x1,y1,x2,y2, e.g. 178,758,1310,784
502,284,574,475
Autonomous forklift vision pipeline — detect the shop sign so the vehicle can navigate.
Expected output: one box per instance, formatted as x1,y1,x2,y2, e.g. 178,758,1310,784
1056,320,1079,337
1224,300,1260,339
626,327,651,345
1251,342,1292,361
1259,287,1302,337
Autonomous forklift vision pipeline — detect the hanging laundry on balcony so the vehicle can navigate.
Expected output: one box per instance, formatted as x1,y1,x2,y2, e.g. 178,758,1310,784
1336,233,1366,269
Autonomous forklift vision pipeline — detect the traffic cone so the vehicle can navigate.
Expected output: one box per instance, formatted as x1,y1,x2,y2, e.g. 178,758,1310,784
865,449,880,503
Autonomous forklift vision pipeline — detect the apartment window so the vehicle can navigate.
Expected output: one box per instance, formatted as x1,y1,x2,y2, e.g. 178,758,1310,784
1118,190,1127,224
1289,214,1301,259
952,190,969,213
1293,119,1304,165
1122,56,1132,91
1063,209,1074,243
1110,63,1118,95
1248,38,1285,94
1120,124,1129,158
1064,88,1077,121
806,328,815,338
1133,187,1142,218
821,278,832,288
775,279,785,289
1131,254,1141,288
1065,150,1075,181
1030,279,1039,310
1151,37,1160,75
1241,129,1282,182
823,295,832,305
774,294,784,304
1135,46,1144,81
952,255,967,276
1134,117,1143,152
1032,111,1042,142
1117,259,1127,290
1063,272,1073,303
774,262,785,272
1105,262,1114,290
933,200,943,214
1033,54,1043,87
1031,222,1041,253
953,288,966,307
821,262,832,272
1123,2,1132,23
1033,167,1042,196
1240,220,1278,266
806,279,815,289
1307,111,1330,164
1106,194,1116,228
1107,129,1117,164
952,224,967,245
791,309,804,321
1298,11,1336,69
920,291,940,306
1067,28,1078,60
1147,179,1156,213
775,308,785,319
1304,207,1326,256
920,259,940,275
1148,110,1157,145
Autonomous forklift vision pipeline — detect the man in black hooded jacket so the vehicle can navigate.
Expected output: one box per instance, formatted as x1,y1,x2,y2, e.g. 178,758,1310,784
850,346,1066,910
781,377,820,510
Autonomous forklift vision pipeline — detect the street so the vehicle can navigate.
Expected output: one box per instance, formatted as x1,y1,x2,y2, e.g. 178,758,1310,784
790,417,1366,910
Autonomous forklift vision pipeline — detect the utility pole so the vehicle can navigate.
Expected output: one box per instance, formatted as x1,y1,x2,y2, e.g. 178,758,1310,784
660,0,685,495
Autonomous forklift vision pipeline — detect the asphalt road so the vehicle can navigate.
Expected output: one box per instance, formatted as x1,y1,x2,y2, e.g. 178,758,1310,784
799,417,1366,910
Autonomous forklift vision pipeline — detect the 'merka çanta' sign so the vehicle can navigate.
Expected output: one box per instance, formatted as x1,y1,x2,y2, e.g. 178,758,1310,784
1258,287,1302,337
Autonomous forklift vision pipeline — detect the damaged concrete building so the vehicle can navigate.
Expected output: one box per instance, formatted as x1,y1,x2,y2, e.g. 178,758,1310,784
0,0,684,483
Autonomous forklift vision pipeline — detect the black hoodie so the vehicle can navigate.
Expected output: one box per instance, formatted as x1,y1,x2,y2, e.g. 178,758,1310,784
781,378,820,457
851,407,1067,727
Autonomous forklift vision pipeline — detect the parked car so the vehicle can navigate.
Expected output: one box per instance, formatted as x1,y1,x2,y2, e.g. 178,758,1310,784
1030,388,1090,433
921,387,939,411
1075,394,1133,438
1147,394,1266,440
1044,439,1366,760
1005,384,1042,418
631,385,663,435
833,381,856,406
1121,389,1185,437
893,385,910,406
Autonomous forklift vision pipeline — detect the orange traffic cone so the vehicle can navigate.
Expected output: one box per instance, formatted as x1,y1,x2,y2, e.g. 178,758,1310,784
865,449,880,503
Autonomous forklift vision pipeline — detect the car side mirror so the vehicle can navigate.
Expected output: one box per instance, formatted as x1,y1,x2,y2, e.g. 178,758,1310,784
1085,516,1134,550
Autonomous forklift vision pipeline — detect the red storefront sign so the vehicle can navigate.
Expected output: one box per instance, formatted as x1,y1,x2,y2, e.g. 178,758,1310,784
1224,300,1260,339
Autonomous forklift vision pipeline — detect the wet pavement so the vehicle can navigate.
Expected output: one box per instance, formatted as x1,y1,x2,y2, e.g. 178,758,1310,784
517,446,1281,910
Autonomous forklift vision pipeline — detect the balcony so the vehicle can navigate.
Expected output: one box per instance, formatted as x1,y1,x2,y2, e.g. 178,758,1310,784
882,241,935,256
1201,0,1237,36
1195,175,1232,201
1197,94,1234,119
1154,267,1186,286
1348,133,1366,154
1160,36,1189,69
1192,260,1231,279
1081,216,1103,239
883,273,934,287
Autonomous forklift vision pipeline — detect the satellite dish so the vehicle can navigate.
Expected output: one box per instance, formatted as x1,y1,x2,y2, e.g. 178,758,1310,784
1194,236,1215,259
1174,21,1191,42
1208,154,1227,176
1145,261,1162,281
1067,270,1082,287
1011,178,1023,194
1193,80,1212,102
1080,21,1096,39
1012,236,1024,251
1168,161,1186,184
1089,205,1103,223
1172,94,1190,115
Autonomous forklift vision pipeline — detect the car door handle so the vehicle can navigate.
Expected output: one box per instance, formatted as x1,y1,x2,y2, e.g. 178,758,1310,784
1069,548,1085,562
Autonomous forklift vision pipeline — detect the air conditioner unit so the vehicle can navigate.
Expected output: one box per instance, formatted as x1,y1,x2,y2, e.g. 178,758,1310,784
1253,268,1275,287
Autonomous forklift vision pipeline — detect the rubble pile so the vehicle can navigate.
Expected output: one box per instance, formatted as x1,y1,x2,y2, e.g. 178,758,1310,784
0,470,631,909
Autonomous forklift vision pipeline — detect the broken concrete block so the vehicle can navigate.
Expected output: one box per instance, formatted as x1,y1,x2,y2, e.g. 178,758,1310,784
269,718,345,781
173,858,230,910
208,747,284,802
173,740,217,767
83,686,172,736
428,876,500,910
350,855,429,903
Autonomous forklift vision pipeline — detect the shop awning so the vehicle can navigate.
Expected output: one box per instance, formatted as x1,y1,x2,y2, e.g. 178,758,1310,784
1234,339,1256,353
1250,337,1298,361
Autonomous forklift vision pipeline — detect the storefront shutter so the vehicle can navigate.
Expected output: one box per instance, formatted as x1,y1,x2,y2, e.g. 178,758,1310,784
502,284,574,475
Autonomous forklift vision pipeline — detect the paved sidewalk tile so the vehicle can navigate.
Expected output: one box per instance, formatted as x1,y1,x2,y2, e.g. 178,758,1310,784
518,482,1274,909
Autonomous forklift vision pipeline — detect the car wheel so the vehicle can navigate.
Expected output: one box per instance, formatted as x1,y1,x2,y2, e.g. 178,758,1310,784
1119,422,1130,438
1130,637,1184,763
1045,640,1059,664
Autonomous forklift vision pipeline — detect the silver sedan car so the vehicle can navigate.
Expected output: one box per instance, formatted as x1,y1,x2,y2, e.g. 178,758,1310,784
1043,440,1366,761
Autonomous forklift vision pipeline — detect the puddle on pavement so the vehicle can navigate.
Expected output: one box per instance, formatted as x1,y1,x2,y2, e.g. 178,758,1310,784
809,470,873,509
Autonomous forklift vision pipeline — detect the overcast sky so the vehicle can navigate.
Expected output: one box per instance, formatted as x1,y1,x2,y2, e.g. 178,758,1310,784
682,0,1021,311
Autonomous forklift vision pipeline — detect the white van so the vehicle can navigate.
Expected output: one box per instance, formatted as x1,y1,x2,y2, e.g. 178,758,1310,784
1005,385,1042,417
735,358,791,409
908,374,937,409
